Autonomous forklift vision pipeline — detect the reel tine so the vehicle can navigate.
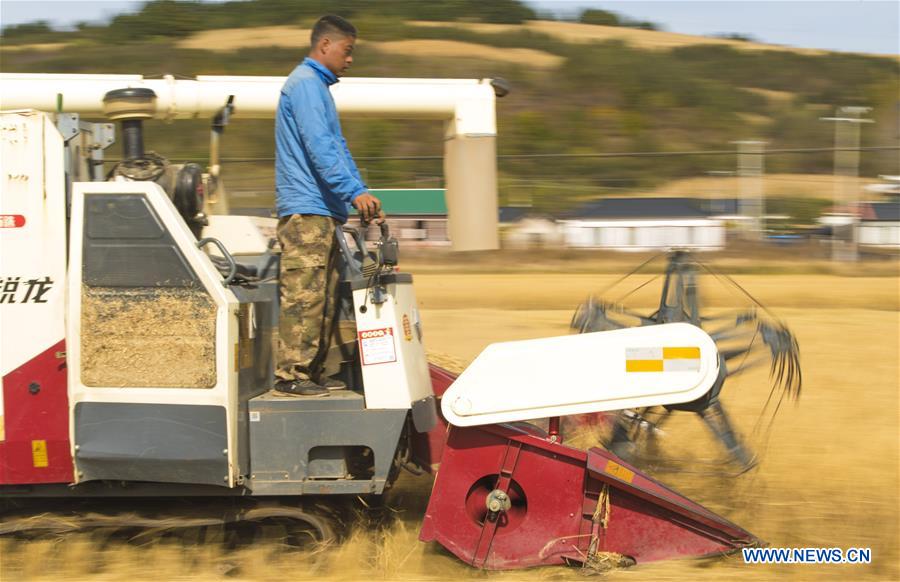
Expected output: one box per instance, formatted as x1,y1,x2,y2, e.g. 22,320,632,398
762,320,802,400
772,344,785,388
780,324,801,399
788,332,802,398
570,298,588,331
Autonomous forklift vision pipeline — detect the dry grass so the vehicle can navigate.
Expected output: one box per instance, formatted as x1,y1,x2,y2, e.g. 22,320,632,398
742,87,798,105
646,174,879,201
408,20,831,56
2,272,897,580
176,25,562,68
412,273,900,312
370,39,563,69
178,21,839,58
176,26,311,52
0,42,70,52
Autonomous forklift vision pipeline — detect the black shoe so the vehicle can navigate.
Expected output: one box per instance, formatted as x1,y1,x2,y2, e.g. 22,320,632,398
274,379,329,396
317,376,347,390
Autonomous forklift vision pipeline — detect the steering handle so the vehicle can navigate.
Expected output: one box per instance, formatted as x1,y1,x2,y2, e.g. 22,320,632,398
197,237,237,286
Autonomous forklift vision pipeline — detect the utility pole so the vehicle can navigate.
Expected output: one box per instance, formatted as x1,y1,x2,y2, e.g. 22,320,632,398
820,106,873,261
733,140,766,240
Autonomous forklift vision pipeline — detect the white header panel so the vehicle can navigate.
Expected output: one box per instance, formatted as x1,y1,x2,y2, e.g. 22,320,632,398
442,323,720,427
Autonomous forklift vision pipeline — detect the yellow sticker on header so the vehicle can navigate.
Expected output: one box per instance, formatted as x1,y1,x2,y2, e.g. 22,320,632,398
32,440,49,468
662,347,701,359
605,460,635,483
625,360,665,372
626,346,701,373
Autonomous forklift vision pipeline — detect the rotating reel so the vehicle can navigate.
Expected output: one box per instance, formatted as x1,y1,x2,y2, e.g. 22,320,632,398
571,250,802,473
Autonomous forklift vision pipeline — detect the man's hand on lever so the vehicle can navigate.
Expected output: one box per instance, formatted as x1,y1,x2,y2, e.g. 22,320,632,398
353,192,385,224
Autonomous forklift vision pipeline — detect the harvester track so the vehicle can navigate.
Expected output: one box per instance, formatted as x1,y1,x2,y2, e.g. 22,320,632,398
0,497,341,552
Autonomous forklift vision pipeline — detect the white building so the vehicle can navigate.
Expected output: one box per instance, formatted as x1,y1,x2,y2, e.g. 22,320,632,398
858,202,900,249
559,198,725,252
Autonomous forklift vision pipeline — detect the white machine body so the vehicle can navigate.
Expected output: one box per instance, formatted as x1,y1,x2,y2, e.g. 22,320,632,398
201,215,277,256
0,111,68,442
352,279,432,409
442,322,720,427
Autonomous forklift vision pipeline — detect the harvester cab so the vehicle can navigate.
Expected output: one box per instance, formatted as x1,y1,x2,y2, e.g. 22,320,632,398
2,108,436,499
2,108,785,572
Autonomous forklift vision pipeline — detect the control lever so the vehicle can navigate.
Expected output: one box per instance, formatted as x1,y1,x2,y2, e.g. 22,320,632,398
334,215,396,305
379,221,399,267
356,220,379,277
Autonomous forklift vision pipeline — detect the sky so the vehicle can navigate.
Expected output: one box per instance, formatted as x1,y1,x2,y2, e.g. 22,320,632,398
0,0,897,55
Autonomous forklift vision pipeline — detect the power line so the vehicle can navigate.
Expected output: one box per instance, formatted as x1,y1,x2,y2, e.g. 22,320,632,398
499,146,899,159
104,145,899,164
208,145,898,163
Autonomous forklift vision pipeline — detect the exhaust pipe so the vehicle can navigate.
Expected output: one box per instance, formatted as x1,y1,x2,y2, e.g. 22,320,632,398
100,87,205,237
102,87,156,161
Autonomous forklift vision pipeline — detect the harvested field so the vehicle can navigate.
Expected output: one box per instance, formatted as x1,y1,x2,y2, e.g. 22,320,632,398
421,305,899,581
1,272,897,580
411,273,900,311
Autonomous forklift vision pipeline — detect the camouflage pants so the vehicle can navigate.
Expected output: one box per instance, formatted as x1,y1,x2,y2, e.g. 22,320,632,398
275,214,340,382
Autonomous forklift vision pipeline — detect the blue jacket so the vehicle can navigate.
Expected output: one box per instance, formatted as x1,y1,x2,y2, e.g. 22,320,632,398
275,58,367,222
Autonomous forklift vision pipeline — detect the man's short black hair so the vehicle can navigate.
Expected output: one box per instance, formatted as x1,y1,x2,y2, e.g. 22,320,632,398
310,15,357,47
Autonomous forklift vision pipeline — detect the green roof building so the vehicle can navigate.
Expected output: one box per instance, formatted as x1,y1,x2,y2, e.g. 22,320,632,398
366,189,447,215
355,189,450,245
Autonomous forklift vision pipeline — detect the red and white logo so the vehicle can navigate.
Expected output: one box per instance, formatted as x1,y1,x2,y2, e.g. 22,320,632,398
0,215,26,228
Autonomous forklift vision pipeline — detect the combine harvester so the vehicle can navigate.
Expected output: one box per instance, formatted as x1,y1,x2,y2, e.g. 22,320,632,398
0,74,799,571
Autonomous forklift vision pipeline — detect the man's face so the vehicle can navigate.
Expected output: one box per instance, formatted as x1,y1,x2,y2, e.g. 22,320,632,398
319,35,355,77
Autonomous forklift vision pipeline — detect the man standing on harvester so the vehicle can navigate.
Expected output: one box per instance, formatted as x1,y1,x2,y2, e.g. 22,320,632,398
274,14,382,397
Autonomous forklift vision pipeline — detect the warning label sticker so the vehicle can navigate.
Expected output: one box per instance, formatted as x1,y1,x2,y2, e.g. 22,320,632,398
358,327,397,366
402,314,413,342
32,440,48,468
604,459,635,483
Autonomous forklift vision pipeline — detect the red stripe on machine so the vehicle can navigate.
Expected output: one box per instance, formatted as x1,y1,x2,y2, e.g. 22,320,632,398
0,339,73,485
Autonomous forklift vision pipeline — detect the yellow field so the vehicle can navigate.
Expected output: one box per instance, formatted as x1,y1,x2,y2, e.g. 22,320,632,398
175,25,562,68
169,17,894,66
1,272,898,581
176,25,312,52
364,39,563,69
647,174,879,201
407,20,831,56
